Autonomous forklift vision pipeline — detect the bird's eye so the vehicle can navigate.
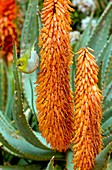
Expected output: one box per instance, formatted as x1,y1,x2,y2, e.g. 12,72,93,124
18,62,22,66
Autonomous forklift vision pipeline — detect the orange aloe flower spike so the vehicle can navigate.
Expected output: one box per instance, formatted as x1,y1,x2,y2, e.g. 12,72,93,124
35,0,74,152
0,0,18,62
72,47,102,170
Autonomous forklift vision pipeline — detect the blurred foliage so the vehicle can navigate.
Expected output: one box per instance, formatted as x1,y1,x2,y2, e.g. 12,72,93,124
0,0,112,169
71,0,110,32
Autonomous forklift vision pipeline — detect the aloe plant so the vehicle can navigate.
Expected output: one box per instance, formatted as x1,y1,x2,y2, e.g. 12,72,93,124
0,0,112,169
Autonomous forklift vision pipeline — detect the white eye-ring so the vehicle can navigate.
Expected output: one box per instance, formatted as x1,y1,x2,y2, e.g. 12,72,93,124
18,62,23,66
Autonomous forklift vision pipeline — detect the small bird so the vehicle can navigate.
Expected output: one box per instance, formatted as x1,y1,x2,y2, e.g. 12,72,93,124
16,43,39,74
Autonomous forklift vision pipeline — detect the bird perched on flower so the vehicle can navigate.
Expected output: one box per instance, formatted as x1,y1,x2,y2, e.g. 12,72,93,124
16,44,39,74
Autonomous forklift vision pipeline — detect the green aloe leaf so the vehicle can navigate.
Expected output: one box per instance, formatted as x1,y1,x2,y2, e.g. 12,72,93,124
87,2,112,58
0,60,4,111
103,135,112,147
23,72,37,114
0,60,7,112
0,164,42,170
102,107,112,123
103,130,112,137
97,35,112,68
0,111,15,131
66,150,74,170
103,81,112,101
4,64,14,117
105,159,112,170
1,146,22,158
104,53,112,86
103,80,112,110
102,117,112,133
0,113,64,161
13,44,51,150
70,57,76,92
98,61,103,90
45,157,55,170
20,0,39,54
74,19,92,52
93,143,112,170
100,35,112,85
19,0,40,122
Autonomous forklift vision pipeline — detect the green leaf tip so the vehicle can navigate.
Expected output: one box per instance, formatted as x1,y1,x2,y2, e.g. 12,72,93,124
45,156,55,170
93,143,112,170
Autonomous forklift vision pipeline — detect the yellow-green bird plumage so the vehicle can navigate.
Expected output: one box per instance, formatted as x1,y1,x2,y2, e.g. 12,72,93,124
16,45,39,74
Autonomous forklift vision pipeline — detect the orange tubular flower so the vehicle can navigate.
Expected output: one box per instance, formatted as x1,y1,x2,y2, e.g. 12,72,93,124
35,0,74,152
72,47,102,170
0,0,18,62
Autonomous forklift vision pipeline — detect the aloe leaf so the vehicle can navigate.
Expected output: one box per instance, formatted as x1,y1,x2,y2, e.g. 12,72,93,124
0,60,7,112
100,35,112,85
22,72,37,114
37,2,42,32
103,80,112,110
70,57,76,92
87,2,112,58
2,146,21,158
0,60,5,111
66,150,74,170
13,44,51,150
102,107,112,123
103,135,112,147
20,0,39,54
98,61,103,90
105,159,112,170
0,111,15,131
0,164,42,170
103,130,112,137
105,53,112,86
103,88,112,110
34,132,51,149
103,81,112,101
97,35,112,67
4,64,14,117
0,115,64,161
93,143,112,170
102,117,112,132
23,74,38,130
19,0,40,123
45,157,55,170
74,20,92,52
54,166,62,170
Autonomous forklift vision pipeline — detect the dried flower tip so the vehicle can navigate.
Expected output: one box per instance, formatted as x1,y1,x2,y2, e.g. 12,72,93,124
87,47,94,52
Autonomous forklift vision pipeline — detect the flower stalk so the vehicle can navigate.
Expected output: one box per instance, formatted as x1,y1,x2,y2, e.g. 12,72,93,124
72,47,102,170
36,0,74,152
